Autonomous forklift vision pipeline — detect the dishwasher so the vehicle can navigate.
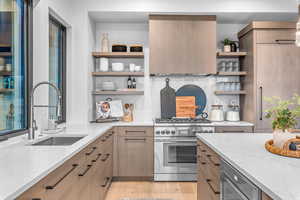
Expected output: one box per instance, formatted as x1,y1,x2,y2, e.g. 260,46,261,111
220,160,261,200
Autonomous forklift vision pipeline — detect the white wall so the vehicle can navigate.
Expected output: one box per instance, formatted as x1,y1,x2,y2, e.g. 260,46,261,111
32,0,298,128
33,0,74,128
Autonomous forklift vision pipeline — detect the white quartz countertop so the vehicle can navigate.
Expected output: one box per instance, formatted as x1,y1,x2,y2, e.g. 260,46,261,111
0,125,114,200
197,133,300,200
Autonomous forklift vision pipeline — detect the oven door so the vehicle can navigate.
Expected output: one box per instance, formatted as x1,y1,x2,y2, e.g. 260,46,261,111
155,137,197,174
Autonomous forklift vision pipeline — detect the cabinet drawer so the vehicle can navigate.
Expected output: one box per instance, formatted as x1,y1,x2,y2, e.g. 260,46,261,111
215,126,253,133
256,30,296,44
198,172,220,200
118,127,153,137
44,151,85,200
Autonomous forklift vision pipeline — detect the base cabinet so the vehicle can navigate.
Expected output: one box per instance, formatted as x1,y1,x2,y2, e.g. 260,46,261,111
197,140,274,200
115,127,154,179
16,129,114,200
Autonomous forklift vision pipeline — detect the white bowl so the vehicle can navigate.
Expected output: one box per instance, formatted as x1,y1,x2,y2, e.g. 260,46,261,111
112,63,124,72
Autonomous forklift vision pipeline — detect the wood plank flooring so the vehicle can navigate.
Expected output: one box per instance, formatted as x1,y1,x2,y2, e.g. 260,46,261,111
105,181,197,200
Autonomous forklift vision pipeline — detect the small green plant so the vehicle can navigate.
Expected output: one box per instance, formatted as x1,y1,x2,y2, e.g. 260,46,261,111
222,38,232,46
264,94,300,131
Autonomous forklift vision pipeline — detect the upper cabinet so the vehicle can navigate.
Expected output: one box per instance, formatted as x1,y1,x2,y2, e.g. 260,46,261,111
149,15,217,75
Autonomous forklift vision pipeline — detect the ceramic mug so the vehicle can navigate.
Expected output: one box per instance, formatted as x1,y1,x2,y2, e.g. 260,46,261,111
129,64,135,72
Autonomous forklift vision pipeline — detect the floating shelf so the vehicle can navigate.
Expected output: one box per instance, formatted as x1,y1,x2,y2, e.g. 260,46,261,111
92,72,144,77
92,52,144,58
0,71,12,76
217,71,247,76
215,91,246,95
0,88,13,94
217,52,247,58
92,90,144,95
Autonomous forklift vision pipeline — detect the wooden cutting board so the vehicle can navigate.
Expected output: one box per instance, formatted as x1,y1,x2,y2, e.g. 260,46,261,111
176,96,198,118
160,78,176,119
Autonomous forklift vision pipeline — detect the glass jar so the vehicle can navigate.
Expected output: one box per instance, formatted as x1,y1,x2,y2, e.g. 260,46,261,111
210,105,224,122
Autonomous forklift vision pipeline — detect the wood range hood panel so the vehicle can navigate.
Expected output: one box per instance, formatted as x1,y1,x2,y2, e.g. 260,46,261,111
149,15,217,75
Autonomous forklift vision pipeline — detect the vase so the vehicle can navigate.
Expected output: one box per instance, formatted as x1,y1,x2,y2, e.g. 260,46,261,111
101,33,110,52
273,129,295,149
223,45,231,53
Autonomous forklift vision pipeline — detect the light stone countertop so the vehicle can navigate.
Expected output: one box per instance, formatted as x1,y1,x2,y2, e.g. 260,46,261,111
197,133,300,200
0,120,254,200
0,125,114,200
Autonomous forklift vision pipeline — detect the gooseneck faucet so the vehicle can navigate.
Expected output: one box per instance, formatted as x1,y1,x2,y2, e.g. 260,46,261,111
28,81,62,140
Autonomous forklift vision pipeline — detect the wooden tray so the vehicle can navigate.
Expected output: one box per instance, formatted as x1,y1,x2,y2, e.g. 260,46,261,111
265,136,300,158
176,96,197,118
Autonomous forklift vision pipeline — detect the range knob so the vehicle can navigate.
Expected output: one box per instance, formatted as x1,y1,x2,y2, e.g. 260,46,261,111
171,130,176,135
161,131,166,135
155,131,160,135
166,130,170,135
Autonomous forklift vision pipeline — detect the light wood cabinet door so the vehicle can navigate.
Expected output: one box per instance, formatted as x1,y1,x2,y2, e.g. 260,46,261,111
256,44,300,132
215,126,254,133
118,136,154,177
149,15,216,75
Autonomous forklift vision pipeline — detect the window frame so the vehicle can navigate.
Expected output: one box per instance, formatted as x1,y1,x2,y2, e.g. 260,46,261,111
49,15,67,124
0,0,33,139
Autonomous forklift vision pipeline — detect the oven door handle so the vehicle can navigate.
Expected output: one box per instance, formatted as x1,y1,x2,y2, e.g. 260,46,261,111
221,174,250,200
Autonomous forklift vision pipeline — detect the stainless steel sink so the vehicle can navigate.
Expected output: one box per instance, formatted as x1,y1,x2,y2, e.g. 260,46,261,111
31,136,85,146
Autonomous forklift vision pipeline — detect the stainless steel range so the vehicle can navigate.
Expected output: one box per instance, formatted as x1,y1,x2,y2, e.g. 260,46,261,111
154,118,214,181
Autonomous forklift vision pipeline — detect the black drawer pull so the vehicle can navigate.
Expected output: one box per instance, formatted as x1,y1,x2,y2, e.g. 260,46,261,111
86,147,97,156
46,164,78,190
92,153,102,163
101,177,111,187
206,179,220,195
32,199,42,200
79,165,92,177
206,155,220,166
125,130,146,134
101,153,110,162
125,138,146,141
101,138,107,142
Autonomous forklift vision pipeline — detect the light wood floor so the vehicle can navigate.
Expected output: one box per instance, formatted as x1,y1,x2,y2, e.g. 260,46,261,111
105,181,197,200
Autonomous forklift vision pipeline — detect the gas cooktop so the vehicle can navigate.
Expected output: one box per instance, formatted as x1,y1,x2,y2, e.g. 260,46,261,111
155,118,211,124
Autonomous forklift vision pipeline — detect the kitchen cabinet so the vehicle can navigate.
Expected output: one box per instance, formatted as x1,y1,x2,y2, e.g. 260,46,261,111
114,127,154,179
149,15,217,75
16,130,114,200
238,21,300,132
198,139,274,200
197,141,220,200
215,126,254,133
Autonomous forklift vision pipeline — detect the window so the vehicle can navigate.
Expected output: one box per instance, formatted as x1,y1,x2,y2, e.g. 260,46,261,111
49,15,66,123
0,0,31,136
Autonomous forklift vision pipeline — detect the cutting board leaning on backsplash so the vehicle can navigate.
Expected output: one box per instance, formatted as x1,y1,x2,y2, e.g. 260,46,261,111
160,78,176,119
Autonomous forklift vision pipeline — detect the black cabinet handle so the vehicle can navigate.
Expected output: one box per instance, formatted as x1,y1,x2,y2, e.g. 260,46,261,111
125,130,146,134
78,165,92,177
101,138,107,142
101,153,110,162
206,179,220,195
101,177,111,187
206,155,220,166
124,138,146,141
46,164,78,190
259,86,263,120
92,153,102,163
86,147,97,156
275,39,296,44
32,199,42,200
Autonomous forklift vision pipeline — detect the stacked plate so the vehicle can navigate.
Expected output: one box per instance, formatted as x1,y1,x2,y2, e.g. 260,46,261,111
102,81,116,91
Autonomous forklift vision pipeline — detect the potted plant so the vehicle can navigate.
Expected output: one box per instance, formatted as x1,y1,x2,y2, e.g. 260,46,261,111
222,38,232,53
264,94,300,148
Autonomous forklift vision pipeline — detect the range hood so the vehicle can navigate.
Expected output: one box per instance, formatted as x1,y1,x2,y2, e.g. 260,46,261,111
297,0,300,46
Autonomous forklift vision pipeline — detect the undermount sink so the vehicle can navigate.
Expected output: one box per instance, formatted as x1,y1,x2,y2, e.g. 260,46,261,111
31,136,85,146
